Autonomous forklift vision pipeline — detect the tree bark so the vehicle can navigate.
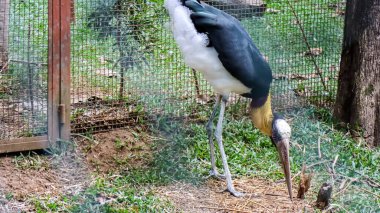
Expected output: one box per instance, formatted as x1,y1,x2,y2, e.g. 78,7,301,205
0,0,10,72
334,0,380,147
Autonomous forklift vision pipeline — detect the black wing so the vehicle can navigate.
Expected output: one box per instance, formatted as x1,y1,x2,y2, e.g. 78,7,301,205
184,0,272,98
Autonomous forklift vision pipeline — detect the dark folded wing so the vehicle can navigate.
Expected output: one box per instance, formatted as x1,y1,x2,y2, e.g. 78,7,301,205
185,0,272,98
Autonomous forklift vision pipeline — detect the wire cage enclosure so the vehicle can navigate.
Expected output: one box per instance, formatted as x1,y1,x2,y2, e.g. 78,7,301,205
0,0,49,148
0,0,345,151
70,0,344,133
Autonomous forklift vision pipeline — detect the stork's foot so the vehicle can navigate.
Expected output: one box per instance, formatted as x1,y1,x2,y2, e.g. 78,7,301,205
209,170,226,180
225,188,244,197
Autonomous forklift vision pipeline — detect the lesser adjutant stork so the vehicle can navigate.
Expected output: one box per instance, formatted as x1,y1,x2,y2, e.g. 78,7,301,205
165,0,292,199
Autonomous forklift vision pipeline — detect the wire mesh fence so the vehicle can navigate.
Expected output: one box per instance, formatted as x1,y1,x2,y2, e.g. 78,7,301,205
70,0,344,133
0,0,345,140
0,0,48,141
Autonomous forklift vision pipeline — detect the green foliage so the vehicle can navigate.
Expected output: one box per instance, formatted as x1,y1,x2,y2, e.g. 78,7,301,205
12,151,50,170
114,137,127,150
290,108,380,211
148,107,380,211
31,176,176,212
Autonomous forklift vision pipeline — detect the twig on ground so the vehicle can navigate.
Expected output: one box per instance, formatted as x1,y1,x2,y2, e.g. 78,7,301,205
318,137,322,159
71,133,99,145
288,160,331,182
196,205,250,213
243,197,270,212
336,162,380,188
331,154,339,177
354,186,380,199
333,178,356,198
264,193,282,197
324,204,350,213
339,179,347,190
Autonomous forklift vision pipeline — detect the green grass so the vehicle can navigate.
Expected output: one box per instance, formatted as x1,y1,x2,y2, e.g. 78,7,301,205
12,151,50,170
147,107,379,211
69,106,380,211
21,106,379,212
32,178,176,212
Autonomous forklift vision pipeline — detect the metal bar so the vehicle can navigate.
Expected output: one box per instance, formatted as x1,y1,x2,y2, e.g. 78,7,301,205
0,136,49,154
59,0,71,141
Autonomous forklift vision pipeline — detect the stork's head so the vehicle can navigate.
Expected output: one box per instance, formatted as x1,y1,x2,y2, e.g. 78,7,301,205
271,114,293,200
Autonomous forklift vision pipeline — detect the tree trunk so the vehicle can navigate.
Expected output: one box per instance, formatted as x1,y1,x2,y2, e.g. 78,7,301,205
334,0,380,147
0,0,9,72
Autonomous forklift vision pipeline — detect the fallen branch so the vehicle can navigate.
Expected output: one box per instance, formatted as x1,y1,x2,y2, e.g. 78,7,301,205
196,205,250,213
355,186,380,199
264,193,282,197
333,178,356,198
244,198,270,212
289,160,332,181
336,162,380,188
331,154,339,177
318,137,322,159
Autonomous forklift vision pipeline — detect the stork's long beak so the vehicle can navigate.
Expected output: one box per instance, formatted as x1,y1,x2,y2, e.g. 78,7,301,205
276,138,292,200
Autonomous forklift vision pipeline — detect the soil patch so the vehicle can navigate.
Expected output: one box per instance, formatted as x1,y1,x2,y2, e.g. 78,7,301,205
156,178,313,212
0,149,90,212
76,127,154,174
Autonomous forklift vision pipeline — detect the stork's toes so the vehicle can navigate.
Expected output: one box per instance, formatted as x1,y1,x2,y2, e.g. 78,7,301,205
226,188,244,197
209,170,226,180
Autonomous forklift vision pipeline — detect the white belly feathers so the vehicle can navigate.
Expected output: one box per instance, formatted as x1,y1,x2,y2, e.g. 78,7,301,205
164,0,251,96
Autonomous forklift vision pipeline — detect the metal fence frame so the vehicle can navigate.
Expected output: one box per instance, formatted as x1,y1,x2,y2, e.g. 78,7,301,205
0,0,70,153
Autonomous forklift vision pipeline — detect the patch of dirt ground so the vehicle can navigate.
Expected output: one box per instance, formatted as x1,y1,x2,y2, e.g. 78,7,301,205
156,178,313,212
76,128,313,212
1,128,313,212
0,150,90,212
75,127,154,174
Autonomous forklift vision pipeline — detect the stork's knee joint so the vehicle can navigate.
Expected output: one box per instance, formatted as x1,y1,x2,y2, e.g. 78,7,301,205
205,121,213,132
221,95,229,103
214,131,222,141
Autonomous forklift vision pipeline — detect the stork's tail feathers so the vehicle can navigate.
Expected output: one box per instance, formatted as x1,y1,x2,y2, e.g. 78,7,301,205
183,0,204,12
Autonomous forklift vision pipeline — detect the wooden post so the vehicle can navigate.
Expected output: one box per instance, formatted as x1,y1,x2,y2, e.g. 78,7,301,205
48,0,71,144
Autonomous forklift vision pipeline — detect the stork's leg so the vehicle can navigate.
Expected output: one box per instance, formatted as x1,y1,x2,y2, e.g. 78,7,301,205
206,95,224,179
215,96,243,197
